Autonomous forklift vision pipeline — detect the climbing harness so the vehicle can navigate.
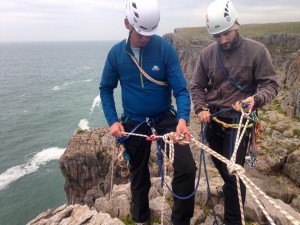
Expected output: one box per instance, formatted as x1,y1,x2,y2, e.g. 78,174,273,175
109,107,299,225
114,118,148,175
210,104,260,169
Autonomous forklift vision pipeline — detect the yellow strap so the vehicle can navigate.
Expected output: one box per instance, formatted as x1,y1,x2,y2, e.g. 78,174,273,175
213,117,253,129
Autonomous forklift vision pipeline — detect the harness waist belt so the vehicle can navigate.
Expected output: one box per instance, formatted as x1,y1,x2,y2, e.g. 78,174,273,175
123,112,164,123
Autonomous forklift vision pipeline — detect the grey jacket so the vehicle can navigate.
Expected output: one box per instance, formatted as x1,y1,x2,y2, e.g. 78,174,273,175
190,34,279,115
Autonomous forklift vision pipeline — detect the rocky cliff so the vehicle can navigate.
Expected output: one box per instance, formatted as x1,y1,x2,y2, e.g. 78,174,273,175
164,32,300,119
27,32,300,225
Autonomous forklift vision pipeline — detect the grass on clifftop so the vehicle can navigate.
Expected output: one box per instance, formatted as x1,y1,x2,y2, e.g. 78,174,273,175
174,21,300,39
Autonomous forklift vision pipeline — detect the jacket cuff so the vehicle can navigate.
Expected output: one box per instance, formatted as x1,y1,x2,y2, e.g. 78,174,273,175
253,95,261,108
178,117,190,126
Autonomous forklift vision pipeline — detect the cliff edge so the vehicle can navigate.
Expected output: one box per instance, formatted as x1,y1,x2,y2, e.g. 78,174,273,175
27,26,300,225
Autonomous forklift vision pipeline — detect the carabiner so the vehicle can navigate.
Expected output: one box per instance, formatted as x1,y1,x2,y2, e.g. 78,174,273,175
146,135,156,141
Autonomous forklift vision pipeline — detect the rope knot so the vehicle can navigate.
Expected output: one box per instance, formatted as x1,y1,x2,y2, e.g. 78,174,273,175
227,162,245,175
162,132,175,144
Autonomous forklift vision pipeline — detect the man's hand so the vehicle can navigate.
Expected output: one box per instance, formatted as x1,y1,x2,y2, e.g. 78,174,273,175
232,96,255,112
110,122,125,138
197,111,211,123
174,119,190,144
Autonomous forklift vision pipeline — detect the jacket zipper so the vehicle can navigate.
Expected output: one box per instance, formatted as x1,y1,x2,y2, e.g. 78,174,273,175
139,48,144,88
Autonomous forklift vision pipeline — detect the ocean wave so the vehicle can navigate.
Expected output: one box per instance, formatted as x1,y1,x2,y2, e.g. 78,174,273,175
52,79,93,91
0,147,65,191
90,95,100,115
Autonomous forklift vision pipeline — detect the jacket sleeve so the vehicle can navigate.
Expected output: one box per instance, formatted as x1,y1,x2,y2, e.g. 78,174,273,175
190,52,209,115
99,50,119,126
253,47,280,108
165,42,191,123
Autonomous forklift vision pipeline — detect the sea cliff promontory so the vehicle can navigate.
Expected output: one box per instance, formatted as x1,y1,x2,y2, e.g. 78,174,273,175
27,23,300,225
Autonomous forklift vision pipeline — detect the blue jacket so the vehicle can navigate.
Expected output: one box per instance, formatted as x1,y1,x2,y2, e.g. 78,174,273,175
100,35,190,126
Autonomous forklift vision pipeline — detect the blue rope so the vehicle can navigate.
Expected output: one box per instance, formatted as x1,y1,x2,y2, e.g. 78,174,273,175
116,120,146,144
216,45,256,93
210,107,232,118
154,124,206,201
157,140,201,200
210,103,251,119
200,124,220,225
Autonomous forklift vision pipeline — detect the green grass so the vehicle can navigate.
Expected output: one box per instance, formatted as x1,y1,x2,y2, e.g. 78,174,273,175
173,22,300,39
293,129,300,137
120,215,134,225
120,214,161,225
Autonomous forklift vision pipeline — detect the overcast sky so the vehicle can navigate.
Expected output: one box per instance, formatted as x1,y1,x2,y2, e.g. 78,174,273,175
0,0,299,42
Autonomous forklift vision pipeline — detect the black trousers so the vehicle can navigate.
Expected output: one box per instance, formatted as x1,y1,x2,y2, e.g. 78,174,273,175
123,111,196,225
206,118,250,225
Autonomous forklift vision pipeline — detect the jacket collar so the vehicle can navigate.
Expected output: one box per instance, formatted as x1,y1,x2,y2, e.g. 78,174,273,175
125,36,134,55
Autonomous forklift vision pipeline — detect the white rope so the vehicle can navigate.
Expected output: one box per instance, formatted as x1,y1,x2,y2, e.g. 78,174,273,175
120,110,300,225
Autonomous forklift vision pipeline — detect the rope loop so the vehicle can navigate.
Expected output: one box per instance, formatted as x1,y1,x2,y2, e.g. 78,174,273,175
109,111,300,225
227,162,245,175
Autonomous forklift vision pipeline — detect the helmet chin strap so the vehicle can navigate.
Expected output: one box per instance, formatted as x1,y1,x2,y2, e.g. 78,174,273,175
129,27,134,35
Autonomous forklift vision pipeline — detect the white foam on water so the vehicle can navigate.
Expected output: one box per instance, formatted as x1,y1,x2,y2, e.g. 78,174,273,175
78,118,90,130
0,147,65,191
90,95,100,115
52,86,61,91
52,79,93,91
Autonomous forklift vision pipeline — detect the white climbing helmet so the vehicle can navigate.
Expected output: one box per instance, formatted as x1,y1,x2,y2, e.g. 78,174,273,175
206,0,238,35
126,0,160,36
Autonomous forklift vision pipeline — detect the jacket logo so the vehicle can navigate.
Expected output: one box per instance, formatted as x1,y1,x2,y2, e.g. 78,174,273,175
152,65,160,71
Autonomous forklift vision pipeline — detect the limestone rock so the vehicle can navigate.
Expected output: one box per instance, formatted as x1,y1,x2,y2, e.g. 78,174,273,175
59,127,130,205
26,204,124,225
283,150,300,187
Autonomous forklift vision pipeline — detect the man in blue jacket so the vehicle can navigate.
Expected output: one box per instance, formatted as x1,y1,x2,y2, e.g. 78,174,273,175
100,0,196,224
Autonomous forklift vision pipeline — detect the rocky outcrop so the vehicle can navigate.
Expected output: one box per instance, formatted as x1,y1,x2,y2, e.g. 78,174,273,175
28,32,300,225
26,204,125,225
27,174,300,225
59,127,130,206
164,33,300,118
283,150,300,186
52,108,300,224
280,50,300,118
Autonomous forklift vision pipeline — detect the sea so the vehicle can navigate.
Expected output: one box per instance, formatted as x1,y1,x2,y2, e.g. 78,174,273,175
0,40,123,225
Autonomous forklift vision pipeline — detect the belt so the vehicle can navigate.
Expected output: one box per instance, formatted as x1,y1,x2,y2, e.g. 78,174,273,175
122,112,164,123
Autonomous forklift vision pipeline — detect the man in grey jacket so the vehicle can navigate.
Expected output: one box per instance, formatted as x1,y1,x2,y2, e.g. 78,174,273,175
190,0,279,224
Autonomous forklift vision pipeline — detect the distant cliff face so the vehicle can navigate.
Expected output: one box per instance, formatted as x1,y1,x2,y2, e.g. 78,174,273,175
164,32,300,118
281,50,300,118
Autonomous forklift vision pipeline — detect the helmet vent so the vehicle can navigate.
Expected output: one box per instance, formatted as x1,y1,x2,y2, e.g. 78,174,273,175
224,1,231,21
126,0,160,35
